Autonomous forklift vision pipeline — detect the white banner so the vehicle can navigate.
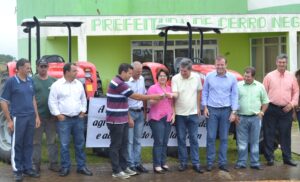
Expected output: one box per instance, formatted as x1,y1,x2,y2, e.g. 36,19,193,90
86,97,207,148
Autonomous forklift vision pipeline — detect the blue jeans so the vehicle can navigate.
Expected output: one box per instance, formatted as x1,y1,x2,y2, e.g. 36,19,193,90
56,116,86,170
175,114,200,166
206,106,231,166
127,110,144,167
236,115,261,167
149,116,171,167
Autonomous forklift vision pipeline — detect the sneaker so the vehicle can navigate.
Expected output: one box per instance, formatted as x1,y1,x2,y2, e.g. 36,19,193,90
124,167,137,176
112,171,130,179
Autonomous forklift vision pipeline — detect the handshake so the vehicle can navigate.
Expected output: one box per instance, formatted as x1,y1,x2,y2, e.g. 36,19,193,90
154,92,175,100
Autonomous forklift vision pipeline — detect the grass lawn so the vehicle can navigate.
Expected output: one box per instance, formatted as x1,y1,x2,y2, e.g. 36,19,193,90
1,122,300,166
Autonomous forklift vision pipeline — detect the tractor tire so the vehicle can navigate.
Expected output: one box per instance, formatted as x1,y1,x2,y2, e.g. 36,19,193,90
0,69,11,163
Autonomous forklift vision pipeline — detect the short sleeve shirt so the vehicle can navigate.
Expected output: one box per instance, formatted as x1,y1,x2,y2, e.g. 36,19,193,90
32,75,56,118
0,76,35,117
171,72,202,115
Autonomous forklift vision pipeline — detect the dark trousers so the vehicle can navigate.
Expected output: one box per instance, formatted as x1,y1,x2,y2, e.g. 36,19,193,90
107,123,129,174
263,103,293,162
11,115,35,173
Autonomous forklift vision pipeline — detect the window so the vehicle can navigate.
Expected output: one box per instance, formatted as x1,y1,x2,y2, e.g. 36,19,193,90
251,36,286,81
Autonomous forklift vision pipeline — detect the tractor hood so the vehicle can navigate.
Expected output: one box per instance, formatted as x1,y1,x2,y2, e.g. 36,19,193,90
192,64,243,81
47,62,85,79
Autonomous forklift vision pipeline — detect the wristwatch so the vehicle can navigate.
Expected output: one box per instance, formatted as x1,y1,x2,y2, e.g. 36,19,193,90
231,110,237,115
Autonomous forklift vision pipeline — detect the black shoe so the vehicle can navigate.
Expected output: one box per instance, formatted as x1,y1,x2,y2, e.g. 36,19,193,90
32,164,40,174
153,167,165,174
206,165,213,172
161,165,170,172
49,163,60,172
136,164,149,173
77,167,93,176
250,165,263,170
23,169,40,178
178,164,187,172
13,173,23,182
284,160,297,166
267,159,274,166
193,165,204,173
234,165,246,169
129,166,141,175
59,168,70,177
219,165,229,172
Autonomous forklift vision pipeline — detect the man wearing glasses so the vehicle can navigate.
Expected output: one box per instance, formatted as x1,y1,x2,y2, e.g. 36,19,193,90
32,59,59,174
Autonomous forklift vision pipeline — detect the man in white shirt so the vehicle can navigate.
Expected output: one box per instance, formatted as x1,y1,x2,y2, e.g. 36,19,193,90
48,63,92,177
126,61,148,173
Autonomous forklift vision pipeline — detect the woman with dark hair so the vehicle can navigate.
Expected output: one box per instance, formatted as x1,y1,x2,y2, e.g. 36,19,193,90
147,69,175,174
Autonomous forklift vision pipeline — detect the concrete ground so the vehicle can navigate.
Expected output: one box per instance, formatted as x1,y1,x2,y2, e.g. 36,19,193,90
1,124,300,181
1,163,300,182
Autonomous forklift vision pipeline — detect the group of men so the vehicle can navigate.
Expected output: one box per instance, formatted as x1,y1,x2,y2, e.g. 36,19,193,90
0,53,298,181
105,54,299,179
0,59,93,182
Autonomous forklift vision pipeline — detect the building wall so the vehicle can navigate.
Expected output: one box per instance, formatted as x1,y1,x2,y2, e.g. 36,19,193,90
17,0,300,91
17,0,247,23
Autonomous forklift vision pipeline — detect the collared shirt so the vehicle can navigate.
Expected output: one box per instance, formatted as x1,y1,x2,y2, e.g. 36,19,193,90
238,80,269,115
106,75,134,124
126,76,146,109
172,72,202,115
147,83,173,122
202,71,239,110
48,77,87,117
0,75,35,117
263,70,299,106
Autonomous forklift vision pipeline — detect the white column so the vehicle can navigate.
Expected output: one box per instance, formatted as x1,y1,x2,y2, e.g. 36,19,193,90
288,30,297,72
77,27,87,62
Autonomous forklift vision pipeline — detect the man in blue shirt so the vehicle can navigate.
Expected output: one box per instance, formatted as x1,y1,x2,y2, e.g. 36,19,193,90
0,59,41,182
202,56,238,172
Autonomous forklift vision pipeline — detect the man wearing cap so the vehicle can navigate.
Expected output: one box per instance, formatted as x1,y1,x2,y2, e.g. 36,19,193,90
32,59,59,174
0,58,41,182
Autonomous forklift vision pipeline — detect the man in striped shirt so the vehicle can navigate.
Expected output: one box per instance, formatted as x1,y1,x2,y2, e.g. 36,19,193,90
106,63,163,179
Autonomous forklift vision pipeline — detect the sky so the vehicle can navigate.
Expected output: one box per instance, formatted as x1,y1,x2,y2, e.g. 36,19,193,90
0,0,17,57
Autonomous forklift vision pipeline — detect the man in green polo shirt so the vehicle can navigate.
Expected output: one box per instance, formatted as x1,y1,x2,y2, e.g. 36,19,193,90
32,59,59,173
235,67,269,170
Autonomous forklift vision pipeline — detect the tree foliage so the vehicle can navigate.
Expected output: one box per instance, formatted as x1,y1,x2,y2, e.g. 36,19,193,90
0,54,15,64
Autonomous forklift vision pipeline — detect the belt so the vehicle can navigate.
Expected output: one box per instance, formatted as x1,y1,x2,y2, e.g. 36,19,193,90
269,103,285,109
129,108,143,112
63,114,79,118
240,114,256,117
